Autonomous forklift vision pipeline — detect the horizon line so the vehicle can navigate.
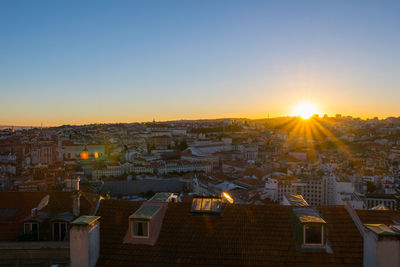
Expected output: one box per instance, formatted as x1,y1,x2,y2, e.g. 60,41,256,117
2,114,400,128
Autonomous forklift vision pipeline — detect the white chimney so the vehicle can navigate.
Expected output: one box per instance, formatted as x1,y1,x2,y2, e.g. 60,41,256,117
345,202,400,267
363,224,400,267
70,216,101,267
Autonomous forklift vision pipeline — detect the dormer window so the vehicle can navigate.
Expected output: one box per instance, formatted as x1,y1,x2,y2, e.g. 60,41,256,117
292,207,327,251
24,222,39,240
304,224,324,246
132,220,149,238
125,203,167,246
53,222,68,241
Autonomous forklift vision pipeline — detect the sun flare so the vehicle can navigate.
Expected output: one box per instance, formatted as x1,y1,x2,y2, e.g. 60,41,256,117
292,102,318,119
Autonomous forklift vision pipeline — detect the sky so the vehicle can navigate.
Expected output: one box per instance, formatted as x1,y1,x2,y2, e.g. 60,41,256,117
1,0,400,126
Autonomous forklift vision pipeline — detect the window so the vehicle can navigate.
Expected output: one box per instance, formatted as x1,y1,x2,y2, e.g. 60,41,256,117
304,224,323,245
24,222,39,240
191,198,222,213
132,221,149,238
53,222,68,241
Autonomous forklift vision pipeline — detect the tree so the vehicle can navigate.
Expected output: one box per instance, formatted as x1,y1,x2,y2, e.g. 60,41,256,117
178,140,188,151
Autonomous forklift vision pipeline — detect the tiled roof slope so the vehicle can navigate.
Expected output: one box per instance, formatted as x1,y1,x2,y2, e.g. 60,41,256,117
356,209,400,225
0,191,97,241
0,192,48,241
96,200,363,266
48,191,95,216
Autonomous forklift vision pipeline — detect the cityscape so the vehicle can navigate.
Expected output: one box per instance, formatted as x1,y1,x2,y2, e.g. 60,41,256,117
1,1,400,267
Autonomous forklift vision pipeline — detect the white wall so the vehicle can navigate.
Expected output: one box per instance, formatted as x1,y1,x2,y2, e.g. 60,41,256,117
377,239,400,267
70,222,100,267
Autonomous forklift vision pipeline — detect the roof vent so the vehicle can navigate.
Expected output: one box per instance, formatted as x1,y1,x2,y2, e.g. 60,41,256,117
149,192,178,203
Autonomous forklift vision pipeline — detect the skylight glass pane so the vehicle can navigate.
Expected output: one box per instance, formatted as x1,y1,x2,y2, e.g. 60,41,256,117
202,199,212,211
211,199,221,211
192,198,202,211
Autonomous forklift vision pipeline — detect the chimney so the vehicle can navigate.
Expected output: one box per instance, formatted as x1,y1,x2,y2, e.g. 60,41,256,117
363,224,400,267
345,202,400,267
73,191,81,217
76,177,80,191
70,216,101,267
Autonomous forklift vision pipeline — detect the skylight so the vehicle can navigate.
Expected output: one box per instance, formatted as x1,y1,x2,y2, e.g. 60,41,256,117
191,197,222,213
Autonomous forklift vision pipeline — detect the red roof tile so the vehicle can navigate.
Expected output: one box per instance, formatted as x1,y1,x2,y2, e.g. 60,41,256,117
96,200,363,266
0,192,48,241
0,191,97,241
356,209,400,225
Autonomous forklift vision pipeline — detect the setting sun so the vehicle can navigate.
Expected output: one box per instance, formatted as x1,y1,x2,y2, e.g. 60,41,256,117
292,102,318,119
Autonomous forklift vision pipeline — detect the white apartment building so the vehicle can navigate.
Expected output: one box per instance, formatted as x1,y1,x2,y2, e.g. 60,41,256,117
265,177,328,205
264,174,363,208
92,163,153,180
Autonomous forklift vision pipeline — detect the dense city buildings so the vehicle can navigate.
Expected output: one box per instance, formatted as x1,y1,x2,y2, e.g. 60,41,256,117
1,116,400,266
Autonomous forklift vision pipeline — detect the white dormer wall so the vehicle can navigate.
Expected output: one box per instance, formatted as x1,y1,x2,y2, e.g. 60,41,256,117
345,203,400,267
364,229,400,267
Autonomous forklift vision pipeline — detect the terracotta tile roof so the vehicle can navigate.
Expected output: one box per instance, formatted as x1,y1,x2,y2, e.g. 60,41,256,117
47,192,95,216
0,192,48,241
0,191,97,241
96,200,363,266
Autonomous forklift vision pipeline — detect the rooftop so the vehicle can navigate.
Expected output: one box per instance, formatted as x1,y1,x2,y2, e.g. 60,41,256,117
149,192,174,203
96,200,363,266
285,194,309,207
129,205,161,220
364,224,400,237
71,215,101,226
294,207,326,224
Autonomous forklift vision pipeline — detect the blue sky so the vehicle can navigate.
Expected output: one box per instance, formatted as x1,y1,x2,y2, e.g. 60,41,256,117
1,0,399,125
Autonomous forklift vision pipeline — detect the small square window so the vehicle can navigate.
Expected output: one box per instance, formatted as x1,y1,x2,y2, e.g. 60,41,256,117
304,224,323,245
132,221,149,238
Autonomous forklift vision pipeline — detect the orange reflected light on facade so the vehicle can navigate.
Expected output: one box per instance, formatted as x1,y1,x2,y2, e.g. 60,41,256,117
80,151,89,160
